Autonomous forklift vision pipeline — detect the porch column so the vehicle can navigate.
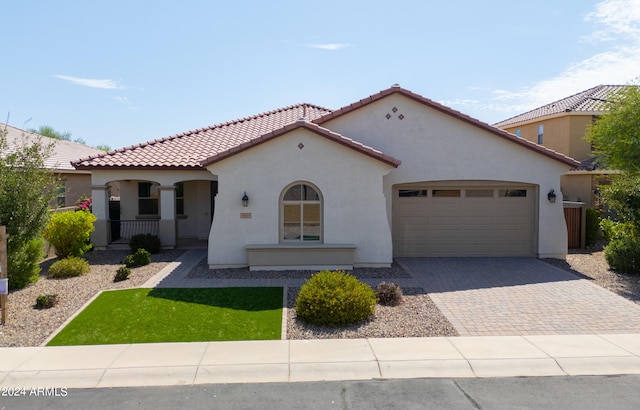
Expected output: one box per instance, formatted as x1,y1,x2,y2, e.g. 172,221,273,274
90,185,109,249
159,185,176,248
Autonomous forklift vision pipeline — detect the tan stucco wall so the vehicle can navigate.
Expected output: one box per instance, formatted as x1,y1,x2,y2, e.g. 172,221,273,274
321,94,571,259
501,114,593,161
206,128,396,268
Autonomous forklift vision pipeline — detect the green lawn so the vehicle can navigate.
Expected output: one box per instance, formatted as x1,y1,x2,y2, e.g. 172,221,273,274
47,287,283,346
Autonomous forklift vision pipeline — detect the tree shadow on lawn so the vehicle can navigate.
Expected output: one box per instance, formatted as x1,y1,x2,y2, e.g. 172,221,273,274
147,287,283,311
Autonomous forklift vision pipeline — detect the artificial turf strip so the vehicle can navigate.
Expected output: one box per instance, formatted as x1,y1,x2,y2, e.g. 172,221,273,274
46,287,283,346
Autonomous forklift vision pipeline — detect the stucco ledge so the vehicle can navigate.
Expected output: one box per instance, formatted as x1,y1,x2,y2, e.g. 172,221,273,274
245,243,357,271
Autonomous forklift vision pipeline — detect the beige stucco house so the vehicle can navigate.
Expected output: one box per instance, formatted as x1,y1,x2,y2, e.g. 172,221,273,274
1,122,107,208
494,85,629,209
73,85,579,269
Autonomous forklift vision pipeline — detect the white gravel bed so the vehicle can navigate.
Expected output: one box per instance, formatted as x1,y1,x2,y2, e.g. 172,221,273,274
286,287,458,339
0,249,185,347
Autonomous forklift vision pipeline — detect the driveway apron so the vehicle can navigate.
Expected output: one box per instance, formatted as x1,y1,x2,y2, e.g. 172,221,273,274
396,257,640,336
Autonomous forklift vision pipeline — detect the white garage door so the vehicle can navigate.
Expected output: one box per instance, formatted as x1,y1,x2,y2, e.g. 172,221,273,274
393,185,535,257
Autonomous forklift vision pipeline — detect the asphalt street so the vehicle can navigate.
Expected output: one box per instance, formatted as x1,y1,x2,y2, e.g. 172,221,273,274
2,376,640,410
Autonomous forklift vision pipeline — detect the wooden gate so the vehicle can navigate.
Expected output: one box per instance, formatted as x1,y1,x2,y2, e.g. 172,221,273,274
564,206,582,249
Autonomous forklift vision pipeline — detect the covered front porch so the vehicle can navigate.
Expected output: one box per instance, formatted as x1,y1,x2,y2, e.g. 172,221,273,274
89,169,217,250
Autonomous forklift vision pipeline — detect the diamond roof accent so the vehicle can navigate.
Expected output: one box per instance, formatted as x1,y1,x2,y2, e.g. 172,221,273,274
73,104,332,170
494,85,632,128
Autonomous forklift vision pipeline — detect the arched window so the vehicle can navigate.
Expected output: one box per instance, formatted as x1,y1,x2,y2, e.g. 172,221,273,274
281,183,322,242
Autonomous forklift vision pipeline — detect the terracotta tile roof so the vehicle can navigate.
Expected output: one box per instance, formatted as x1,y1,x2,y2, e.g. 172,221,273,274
201,119,401,168
314,85,580,168
1,122,104,172
493,85,632,128
72,104,332,170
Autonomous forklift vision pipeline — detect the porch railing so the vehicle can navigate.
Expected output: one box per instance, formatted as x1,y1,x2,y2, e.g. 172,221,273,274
109,219,159,244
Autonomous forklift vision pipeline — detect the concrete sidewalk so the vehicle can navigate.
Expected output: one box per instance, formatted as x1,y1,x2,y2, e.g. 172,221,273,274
1,334,640,388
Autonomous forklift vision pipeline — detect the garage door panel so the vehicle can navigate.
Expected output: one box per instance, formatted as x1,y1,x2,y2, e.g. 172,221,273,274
393,185,535,257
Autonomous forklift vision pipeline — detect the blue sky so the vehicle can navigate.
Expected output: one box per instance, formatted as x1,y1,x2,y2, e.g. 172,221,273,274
2,0,639,150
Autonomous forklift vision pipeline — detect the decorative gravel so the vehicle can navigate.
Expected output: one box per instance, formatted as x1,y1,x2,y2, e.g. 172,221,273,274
0,249,185,347
286,287,458,339
3,242,640,347
186,261,411,280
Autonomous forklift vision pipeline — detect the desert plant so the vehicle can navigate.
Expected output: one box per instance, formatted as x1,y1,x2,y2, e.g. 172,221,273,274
125,248,151,268
129,233,161,254
114,266,131,282
375,282,404,306
600,218,636,242
42,211,96,258
35,294,59,309
295,270,376,327
604,237,640,274
47,256,90,278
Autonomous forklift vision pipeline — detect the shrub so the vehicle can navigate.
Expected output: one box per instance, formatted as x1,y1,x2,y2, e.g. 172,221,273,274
7,237,44,290
129,233,161,254
295,270,376,327
600,218,636,242
35,294,59,309
114,266,131,282
47,256,90,278
585,208,602,246
375,282,404,306
42,211,96,258
125,248,151,268
604,237,640,274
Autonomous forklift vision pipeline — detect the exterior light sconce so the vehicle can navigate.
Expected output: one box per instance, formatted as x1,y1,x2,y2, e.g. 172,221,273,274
547,189,557,203
242,192,249,207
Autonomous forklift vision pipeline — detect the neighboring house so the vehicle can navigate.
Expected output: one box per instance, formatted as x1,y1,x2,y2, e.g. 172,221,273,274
1,122,109,208
493,85,631,209
73,85,578,269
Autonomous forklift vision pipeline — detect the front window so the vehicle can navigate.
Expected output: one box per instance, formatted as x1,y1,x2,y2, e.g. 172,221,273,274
281,183,322,242
138,182,159,215
175,182,184,215
56,181,66,207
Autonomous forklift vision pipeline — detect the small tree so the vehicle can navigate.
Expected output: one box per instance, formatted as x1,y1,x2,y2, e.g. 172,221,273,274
587,82,640,273
0,125,58,289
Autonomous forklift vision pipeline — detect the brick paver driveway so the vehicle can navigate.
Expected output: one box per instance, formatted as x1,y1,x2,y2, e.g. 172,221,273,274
397,257,640,336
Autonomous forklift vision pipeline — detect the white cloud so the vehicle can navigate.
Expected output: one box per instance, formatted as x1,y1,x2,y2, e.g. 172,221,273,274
53,74,125,90
306,43,352,50
478,0,640,116
113,96,138,110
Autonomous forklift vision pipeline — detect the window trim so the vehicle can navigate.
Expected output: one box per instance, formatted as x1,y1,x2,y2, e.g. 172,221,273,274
280,182,323,243
138,181,159,216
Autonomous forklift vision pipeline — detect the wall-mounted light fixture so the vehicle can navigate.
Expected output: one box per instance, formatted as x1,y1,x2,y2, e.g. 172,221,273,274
242,192,249,207
547,189,557,203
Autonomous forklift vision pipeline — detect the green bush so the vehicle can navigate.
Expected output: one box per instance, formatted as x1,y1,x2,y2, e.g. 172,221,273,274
35,294,59,309
48,256,90,278
129,234,161,254
604,237,640,274
600,218,636,241
295,270,376,327
375,282,404,306
43,211,96,258
7,237,44,290
114,266,131,282
585,208,602,246
125,248,151,268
